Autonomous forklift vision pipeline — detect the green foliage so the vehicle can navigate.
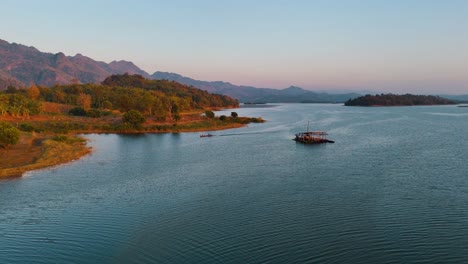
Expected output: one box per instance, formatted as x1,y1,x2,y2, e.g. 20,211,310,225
231,112,238,118
101,73,146,87
249,117,265,123
113,122,135,132
1,93,41,117
205,110,215,118
6,86,18,94
86,108,101,118
27,74,239,121
219,115,227,121
345,94,456,106
123,110,146,127
51,135,69,142
173,113,181,122
51,135,85,143
0,122,20,148
38,122,87,134
19,123,35,132
102,100,113,109
69,107,87,116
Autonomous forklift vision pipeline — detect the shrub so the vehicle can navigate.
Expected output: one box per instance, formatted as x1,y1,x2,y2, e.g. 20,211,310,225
52,135,68,142
102,100,113,109
86,108,101,118
219,115,227,121
122,110,146,127
250,117,264,123
69,107,87,116
205,110,215,118
19,123,35,132
231,112,238,118
0,122,20,148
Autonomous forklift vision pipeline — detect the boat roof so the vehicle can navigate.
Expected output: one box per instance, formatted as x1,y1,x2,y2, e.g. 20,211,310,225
296,131,328,135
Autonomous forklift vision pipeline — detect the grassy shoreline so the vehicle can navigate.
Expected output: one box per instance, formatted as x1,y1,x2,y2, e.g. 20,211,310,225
0,133,91,178
0,116,262,179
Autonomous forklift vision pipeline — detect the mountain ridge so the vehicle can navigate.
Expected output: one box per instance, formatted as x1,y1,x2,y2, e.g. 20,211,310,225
0,39,150,88
1,38,357,102
151,71,361,103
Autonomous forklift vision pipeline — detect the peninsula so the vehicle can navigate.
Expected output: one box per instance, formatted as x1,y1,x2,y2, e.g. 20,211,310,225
0,74,264,178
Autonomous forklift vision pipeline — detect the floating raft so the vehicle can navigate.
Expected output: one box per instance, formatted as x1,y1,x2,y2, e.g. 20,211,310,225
293,131,335,144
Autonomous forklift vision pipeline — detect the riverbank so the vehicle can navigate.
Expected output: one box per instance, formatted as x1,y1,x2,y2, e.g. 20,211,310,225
0,133,91,178
0,115,264,178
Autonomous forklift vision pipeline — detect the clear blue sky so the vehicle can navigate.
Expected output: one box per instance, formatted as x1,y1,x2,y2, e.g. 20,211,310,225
1,0,468,94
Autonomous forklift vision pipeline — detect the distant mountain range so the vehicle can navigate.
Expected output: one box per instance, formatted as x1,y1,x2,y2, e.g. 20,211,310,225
151,72,360,103
2,38,465,103
0,39,361,103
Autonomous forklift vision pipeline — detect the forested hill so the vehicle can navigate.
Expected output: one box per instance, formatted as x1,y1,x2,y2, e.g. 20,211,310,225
344,94,457,106
99,73,239,110
0,74,238,121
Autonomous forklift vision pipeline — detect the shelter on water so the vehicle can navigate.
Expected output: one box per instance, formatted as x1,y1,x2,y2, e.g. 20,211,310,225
293,131,334,144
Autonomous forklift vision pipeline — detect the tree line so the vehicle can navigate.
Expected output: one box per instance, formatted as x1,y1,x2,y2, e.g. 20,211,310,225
0,74,239,120
344,93,456,106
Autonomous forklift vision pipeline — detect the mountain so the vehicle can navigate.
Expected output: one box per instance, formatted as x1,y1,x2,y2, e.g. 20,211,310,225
151,71,360,103
0,38,359,102
0,39,150,89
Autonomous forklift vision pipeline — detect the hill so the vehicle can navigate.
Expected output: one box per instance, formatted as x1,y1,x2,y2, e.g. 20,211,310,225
0,74,243,132
0,38,360,103
344,94,457,106
152,71,360,103
0,39,150,88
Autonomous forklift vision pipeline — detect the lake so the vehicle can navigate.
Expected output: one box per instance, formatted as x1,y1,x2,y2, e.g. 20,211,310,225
1,104,467,263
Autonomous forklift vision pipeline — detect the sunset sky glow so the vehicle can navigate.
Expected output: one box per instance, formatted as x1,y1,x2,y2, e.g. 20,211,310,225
1,0,468,94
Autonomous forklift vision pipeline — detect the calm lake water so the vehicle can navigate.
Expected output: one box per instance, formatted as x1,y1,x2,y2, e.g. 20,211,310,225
1,104,468,263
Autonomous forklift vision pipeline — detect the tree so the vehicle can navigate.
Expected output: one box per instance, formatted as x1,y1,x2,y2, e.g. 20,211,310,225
69,107,87,116
27,84,40,100
102,100,113,110
219,115,227,121
231,112,238,118
0,122,20,149
170,102,179,121
76,93,91,110
205,110,215,118
123,110,146,128
86,108,101,118
173,113,181,122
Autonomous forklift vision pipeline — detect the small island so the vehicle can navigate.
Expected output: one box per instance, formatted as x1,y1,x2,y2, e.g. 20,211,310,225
0,74,264,178
344,93,457,107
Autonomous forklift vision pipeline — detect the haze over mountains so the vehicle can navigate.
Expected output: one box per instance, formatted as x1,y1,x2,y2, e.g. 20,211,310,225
151,71,360,103
1,39,465,103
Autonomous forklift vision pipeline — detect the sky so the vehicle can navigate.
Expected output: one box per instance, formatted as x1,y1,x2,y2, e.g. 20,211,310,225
1,0,468,94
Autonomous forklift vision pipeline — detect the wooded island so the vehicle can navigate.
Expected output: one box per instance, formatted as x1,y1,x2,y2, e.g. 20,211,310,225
344,93,457,106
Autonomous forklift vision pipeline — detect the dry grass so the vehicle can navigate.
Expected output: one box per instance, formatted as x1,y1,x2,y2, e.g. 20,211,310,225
0,133,91,178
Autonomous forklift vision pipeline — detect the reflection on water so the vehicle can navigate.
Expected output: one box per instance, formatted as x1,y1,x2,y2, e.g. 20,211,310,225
1,104,467,264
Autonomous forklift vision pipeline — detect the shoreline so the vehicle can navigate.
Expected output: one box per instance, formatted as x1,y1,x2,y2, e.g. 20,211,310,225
0,121,251,179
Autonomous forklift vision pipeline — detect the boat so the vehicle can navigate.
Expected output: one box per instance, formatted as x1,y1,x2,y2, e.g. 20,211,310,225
293,122,334,144
200,133,214,138
293,131,334,144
